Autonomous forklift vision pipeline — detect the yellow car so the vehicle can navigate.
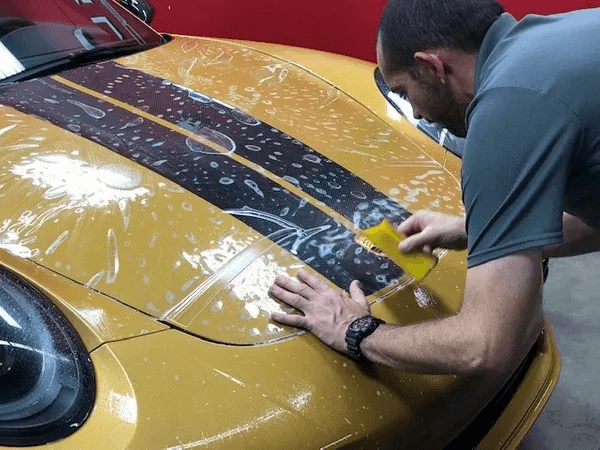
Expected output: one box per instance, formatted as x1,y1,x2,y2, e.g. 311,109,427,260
0,1,559,449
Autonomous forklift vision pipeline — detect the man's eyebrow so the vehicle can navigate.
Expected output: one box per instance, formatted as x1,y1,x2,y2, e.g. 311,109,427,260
388,83,405,97
386,83,409,101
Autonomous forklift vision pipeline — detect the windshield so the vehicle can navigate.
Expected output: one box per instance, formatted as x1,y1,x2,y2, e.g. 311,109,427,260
0,0,162,81
374,68,466,158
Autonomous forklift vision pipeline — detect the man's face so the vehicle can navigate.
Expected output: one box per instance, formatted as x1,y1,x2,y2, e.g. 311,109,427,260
377,43,468,137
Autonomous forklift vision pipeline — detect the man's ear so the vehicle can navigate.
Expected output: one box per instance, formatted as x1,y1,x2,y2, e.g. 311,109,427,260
414,51,448,84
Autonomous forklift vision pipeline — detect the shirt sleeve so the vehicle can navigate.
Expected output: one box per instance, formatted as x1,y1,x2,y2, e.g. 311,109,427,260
463,86,584,267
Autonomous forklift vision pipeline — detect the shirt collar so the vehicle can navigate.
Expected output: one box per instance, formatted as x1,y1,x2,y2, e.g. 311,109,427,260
474,13,518,93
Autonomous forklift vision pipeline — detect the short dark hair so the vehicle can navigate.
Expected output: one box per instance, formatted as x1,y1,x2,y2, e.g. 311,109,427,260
378,0,505,73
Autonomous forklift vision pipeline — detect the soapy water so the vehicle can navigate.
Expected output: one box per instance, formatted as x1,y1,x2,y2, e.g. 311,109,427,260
11,156,150,208
66,99,106,119
1,64,411,295
226,206,332,256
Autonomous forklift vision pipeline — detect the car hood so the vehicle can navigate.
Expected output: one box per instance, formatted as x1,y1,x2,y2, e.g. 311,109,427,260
0,36,465,346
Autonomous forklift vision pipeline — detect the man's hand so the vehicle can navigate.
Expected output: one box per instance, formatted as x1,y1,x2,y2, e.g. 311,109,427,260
268,269,370,355
397,211,467,253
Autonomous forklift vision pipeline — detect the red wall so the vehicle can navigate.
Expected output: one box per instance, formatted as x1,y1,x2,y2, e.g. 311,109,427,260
151,0,387,62
503,0,599,18
151,0,600,62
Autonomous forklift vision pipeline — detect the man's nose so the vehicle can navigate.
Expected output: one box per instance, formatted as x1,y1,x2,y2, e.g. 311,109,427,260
412,106,423,120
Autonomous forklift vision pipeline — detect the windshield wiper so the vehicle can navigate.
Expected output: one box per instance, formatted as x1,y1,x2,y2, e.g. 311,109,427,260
0,42,146,86
66,42,142,64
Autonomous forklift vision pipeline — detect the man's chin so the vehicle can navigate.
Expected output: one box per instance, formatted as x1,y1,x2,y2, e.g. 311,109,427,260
444,122,467,138
450,126,467,138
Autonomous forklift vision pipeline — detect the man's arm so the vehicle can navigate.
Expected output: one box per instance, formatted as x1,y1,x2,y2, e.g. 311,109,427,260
360,249,544,375
269,249,544,376
543,212,600,258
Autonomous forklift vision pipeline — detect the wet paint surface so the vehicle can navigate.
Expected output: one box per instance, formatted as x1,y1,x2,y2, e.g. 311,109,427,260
0,76,405,296
0,107,298,344
61,61,410,229
0,37,464,345
118,38,465,215
0,34,558,450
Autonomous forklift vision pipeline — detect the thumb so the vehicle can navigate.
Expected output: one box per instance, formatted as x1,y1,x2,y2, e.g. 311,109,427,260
349,280,369,309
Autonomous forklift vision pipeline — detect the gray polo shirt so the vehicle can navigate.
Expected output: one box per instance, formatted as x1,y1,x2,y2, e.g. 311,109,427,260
463,10,600,267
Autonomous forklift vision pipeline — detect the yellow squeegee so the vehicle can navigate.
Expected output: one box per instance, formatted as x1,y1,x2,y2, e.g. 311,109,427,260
362,219,438,280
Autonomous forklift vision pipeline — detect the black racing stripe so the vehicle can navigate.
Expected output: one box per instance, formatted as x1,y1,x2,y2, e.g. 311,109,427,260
60,61,410,230
0,77,403,294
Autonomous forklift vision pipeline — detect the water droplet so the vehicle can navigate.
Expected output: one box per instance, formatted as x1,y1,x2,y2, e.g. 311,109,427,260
67,99,106,119
46,230,69,255
120,116,143,129
244,179,264,197
119,199,130,230
283,175,300,186
302,154,321,164
232,110,261,126
85,270,105,289
351,191,367,200
106,229,119,284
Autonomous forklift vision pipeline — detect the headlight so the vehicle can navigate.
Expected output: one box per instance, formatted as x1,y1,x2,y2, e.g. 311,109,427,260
0,268,95,446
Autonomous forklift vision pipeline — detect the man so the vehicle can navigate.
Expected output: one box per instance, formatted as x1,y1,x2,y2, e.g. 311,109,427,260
268,0,600,377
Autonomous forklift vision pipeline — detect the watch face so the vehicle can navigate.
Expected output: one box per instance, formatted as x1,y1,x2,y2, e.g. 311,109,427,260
350,316,373,330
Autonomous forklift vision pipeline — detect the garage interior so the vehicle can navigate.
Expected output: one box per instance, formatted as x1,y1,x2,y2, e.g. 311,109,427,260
519,255,600,449
146,1,599,448
1,0,598,448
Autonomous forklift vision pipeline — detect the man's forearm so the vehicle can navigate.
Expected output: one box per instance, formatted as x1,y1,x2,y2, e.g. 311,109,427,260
360,315,486,374
543,212,600,258
362,251,545,377
360,307,544,376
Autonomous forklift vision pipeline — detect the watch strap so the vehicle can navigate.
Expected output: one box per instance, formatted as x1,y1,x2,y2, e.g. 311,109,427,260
345,315,385,361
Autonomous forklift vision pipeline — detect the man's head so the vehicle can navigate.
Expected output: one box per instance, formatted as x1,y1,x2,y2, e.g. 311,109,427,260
377,0,504,136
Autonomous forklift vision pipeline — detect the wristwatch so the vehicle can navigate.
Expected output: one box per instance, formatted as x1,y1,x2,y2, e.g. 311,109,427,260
345,315,385,361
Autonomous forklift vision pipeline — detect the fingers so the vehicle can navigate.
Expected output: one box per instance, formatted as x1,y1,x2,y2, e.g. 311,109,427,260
271,312,307,329
269,274,371,349
396,214,423,236
272,273,310,295
295,269,328,291
268,281,310,309
397,214,433,253
269,270,332,307
349,280,369,308
399,229,433,252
